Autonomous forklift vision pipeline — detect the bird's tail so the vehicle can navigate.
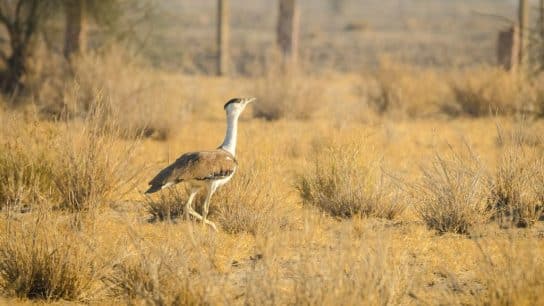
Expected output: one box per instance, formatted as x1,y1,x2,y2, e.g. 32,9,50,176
144,184,162,195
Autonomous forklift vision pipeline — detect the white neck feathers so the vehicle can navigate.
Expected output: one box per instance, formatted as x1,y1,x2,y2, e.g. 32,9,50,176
220,112,239,156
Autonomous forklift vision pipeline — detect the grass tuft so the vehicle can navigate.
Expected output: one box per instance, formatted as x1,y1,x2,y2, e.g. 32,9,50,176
0,217,102,301
297,144,403,219
412,148,491,235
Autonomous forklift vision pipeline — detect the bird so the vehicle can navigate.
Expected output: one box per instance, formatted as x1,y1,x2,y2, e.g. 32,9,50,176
145,97,255,231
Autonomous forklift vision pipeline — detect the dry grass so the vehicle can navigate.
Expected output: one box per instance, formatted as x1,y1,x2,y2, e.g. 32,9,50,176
29,47,188,140
2,49,544,305
145,188,188,223
103,241,206,305
0,108,139,213
252,65,325,120
488,127,544,228
0,132,56,211
476,237,544,305
0,216,104,301
365,60,453,118
412,148,492,235
297,144,404,220
210,161,291,235
450,68,538,117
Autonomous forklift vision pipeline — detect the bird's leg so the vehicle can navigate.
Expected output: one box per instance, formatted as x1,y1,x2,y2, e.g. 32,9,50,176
184,188,203,221
201,186,218,231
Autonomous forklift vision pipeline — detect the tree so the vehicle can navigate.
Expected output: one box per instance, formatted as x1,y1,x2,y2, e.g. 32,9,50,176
63,0,125,60
518,0,529,71
64,0,87,59
277,0,299,65
217,0,229,76
0,0,57,93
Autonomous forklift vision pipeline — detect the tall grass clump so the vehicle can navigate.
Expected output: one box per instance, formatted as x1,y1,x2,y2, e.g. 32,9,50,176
476,238,544,305
0,140,56,211
0,217,103,301
450,68,536,117
145,188,188,223
0,115,57,211
210,161,289,235
488,127,543,228
297,144,403,219
412,149,491,235
366,60,453,118
31,47,187,140
103,238,206,305
252,64,324,120
243,224,410,305
51,112,139,212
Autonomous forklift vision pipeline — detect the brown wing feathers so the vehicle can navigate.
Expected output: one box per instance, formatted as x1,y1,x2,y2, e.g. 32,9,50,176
145,149,237,194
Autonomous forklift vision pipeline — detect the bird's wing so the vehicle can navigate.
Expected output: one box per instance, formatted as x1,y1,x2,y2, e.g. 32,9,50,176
147,150,237,191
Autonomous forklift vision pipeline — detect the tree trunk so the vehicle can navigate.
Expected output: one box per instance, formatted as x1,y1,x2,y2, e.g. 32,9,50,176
217,0,229,76
64,0,87,59
3,44,27,93
518,0,529,71
277,0,299,65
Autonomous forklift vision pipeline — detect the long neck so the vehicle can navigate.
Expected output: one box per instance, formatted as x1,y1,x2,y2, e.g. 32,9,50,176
220,112,239,156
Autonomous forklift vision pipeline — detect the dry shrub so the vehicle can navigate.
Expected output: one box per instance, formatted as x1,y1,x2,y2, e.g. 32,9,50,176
145,188,188,223
450,68,537,117
0,106,138,212
49,105,139,212
243,223,410,305
145,160,290,235
366,60,453,118
476,238,544,305
0,119,56,211
252,65,324,120
31,47,187,140
210,161,289,235
297,144,404,219
413,149,492,235
0,217,103,301
104,245,205,305
488,131,543,228
52,130,136,212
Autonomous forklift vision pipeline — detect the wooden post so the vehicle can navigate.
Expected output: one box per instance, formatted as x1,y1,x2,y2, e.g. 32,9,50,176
540,0,544,44
518,0,529,71
540,0,544,67
498,26,519,71
217,0,229,76
277,0,299,64
64,0,86,59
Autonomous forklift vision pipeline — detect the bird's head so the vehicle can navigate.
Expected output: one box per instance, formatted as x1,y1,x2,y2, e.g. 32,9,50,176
224,97,255,116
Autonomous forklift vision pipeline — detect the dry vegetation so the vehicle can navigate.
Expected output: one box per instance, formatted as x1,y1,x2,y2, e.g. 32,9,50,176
1,0,544,304
1,56,543,303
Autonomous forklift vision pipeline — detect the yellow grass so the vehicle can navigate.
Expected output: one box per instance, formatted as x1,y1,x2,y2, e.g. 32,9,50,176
1,51,544,304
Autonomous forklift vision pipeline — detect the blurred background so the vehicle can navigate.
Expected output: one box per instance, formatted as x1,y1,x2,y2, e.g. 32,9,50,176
0,0,543,134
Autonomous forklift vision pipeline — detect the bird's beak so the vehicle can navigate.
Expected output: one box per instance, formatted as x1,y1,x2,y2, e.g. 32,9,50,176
245,97,256,105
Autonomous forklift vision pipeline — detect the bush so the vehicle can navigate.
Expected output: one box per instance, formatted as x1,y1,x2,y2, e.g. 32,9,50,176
0,115,57,211
476,238,544,305
450,68,536,117
296,144,404,220
0,218,101,301
145,188,188,222
488,142,543,228
0,108,138,212
413,150,491,235
29,47,187,140
252,65,324,120
365,60,453,118
49,107,139,212
210,163,288,235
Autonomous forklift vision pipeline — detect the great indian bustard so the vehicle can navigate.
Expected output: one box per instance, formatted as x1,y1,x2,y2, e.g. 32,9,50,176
145,97,255,231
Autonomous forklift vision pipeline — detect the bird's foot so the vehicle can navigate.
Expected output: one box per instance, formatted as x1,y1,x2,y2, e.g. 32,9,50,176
203,219,218,232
